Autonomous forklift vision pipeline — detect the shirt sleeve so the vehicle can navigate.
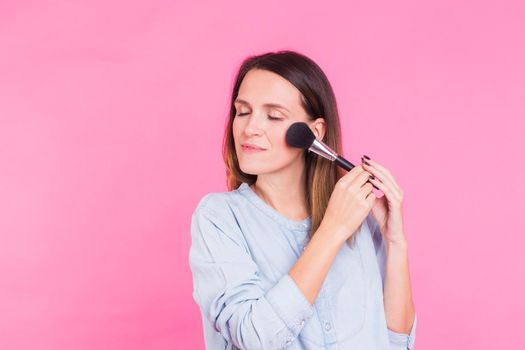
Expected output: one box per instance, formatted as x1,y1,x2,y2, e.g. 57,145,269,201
387,315,417,350
368,214,417,350
189,202,315,350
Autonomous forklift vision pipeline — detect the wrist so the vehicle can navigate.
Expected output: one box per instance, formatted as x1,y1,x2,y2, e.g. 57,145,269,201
387,239,408,252
317,223,349,247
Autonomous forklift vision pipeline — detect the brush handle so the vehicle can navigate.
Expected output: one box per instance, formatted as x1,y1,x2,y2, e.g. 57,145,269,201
334,156,379,190
334,156,354,171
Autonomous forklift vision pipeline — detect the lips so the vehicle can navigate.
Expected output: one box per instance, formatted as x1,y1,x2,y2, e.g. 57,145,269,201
241,143,266,150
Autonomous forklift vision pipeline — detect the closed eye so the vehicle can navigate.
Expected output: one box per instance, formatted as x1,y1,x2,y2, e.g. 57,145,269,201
236,112,282,121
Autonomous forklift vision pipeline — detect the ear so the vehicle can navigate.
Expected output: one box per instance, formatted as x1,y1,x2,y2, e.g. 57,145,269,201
311,117,326,140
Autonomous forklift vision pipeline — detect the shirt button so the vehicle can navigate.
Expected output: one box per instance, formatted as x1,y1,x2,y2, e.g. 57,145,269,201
300,320,305,326
324,322,332,331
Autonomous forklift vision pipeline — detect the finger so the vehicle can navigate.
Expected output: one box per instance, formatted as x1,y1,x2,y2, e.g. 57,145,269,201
362,157,399,192
369,176,401,202
366,179,380,191
360,159,387,192
360,182,374,198
361,158,402,196
339,165,367,187
351,169,375,189
366,190,376,202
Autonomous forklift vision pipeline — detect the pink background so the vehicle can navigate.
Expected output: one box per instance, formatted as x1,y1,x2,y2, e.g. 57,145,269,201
1,0,524,349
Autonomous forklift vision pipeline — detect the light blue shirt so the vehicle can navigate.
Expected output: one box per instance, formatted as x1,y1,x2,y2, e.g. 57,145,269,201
189,182,417,349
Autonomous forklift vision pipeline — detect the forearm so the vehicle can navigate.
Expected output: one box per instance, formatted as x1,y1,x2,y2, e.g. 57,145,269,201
289,224,346,305
383,240,416,334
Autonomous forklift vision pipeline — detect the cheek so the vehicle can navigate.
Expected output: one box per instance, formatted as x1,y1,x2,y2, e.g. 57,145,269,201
269,125,289,147
232,118,241,139
268,128,296,157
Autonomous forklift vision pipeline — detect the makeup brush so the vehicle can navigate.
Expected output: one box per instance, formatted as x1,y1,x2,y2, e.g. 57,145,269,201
285,122,378,189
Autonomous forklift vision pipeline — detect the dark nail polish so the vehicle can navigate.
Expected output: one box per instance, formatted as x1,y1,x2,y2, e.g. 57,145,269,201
363,154,371,160
370,175,375,180
363,160,371,166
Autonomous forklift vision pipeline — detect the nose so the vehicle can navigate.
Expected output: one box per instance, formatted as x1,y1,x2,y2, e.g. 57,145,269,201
243,113,265,136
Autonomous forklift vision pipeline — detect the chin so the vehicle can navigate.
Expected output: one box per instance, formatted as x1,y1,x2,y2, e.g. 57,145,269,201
238,165,265,176
239,161,290,176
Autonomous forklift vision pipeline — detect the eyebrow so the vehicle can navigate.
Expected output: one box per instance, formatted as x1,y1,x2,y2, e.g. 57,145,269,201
234,98,291,113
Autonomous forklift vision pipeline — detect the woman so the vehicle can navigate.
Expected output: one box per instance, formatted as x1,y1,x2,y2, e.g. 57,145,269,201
189,50,417,349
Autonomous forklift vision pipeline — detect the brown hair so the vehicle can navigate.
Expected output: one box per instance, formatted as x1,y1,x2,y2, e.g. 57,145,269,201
223,50,351,243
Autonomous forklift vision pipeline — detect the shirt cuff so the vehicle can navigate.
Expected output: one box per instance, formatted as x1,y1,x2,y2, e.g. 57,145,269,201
265,273,315,339
388,314,417,349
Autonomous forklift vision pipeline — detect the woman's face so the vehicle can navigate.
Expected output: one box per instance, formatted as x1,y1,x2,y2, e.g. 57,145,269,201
232,69,324,176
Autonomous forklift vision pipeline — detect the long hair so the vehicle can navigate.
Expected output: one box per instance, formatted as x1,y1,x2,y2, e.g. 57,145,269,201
223,50,351,243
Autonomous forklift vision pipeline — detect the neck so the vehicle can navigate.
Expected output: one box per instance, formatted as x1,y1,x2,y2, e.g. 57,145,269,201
251,165,309,221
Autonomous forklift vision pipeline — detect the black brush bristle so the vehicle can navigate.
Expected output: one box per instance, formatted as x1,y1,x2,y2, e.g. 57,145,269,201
285,122,316,149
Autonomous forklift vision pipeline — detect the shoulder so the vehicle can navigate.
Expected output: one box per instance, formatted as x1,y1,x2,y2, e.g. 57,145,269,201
191,187,247,229
193,188,240,216
190,188,249,250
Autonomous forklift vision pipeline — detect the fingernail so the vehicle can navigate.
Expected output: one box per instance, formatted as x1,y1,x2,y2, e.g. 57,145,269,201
370,175,375,180
362,160,371,166
363,154,371,160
